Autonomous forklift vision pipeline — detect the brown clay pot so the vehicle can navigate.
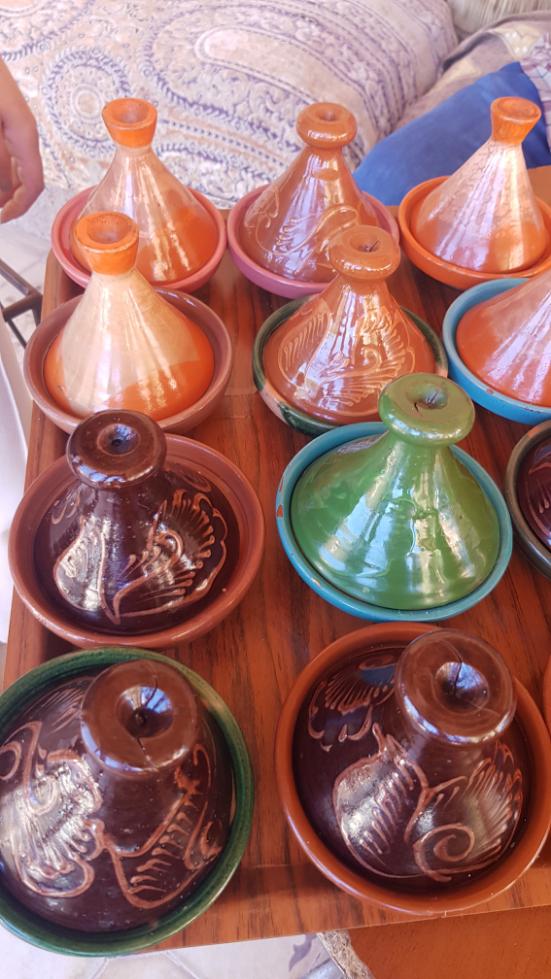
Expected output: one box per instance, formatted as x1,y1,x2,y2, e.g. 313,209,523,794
240,102,380,283
504,420,551,580
261,225,439,426
275,623,551,913
25,288,232,436
0,656,232,932
9,410,264,648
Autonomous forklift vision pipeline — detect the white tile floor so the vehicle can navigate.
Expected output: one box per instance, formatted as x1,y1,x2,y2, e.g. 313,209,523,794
0,222,352,977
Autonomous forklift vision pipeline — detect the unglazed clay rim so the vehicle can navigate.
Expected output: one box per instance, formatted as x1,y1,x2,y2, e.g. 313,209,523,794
24,290,233,435
227,186,400,300
0,646,253,955
398,177,551,289
275,622,551,914
51,186,227,292
276,422,513,621
9,437,264,649
504,420,551,579
443,279,551,425
253,298,448,435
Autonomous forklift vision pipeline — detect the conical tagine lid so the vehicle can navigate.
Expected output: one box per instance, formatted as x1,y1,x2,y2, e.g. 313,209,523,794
412,97,548,274
46,211,215,420
241,102,378,282
73,98,218,283
517,434,551,549
291,373,500,609
263,224,436,423
457,270,551,407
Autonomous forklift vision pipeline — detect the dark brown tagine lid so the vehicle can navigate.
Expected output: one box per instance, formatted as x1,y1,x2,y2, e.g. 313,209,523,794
517,433,551,549
0,658,232,931
294,629,529,890
33,410,236,635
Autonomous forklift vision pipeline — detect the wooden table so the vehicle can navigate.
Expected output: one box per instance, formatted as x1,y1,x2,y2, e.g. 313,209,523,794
5,174,551,950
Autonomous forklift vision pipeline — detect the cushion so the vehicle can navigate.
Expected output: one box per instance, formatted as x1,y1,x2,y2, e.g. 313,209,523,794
448,0,551,38
0,0,456,229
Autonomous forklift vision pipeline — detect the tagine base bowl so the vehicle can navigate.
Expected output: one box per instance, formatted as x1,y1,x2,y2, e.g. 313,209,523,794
254,299,448,435
275,623,551,915
51,187,227,292
398,177,551,290
0,646,253,956
504,420,551,580
9,437,264,649
276,423,512,621
227,186,399,300
443,280,551,425
25,290,233,435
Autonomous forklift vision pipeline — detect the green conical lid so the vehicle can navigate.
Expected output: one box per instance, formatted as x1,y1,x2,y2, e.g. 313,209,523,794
290,373,500,610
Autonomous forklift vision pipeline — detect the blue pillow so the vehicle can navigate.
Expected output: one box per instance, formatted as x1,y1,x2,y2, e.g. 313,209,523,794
354,62,551,205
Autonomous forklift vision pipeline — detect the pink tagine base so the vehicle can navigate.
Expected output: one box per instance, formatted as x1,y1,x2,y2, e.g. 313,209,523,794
227,186,399,299
51,187,227,292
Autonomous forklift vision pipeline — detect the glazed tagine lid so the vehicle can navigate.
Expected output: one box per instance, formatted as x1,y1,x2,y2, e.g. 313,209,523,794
517,432,551,550
45,212,215,420
262,225,437,424
32,409,238,635
0,655,233,932
456,269,551,407
290,373,500,609
240,102,379,283
411,97,549,274
73,98,218,284
293,629,530,892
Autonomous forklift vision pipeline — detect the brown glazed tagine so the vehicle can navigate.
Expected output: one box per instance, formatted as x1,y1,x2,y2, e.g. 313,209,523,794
0,657,233,932
259,225,441,428
240,102,380,283
275,623,551,913
8,410,264,648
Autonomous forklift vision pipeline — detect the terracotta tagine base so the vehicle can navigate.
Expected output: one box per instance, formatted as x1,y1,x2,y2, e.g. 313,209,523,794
52,187,227,291
9,412,264,649
0,646,253,955
275,623,551,914
227,185,399,300
276,419,512,622
504,420,551,580
443,280,551,425
25,289,232,435
399,177,551,290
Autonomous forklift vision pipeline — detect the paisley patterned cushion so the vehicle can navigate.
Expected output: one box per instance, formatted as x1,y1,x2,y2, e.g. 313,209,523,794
1,0,456,225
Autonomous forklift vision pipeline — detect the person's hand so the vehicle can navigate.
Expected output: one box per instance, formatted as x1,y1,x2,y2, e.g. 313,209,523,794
0,60,43,223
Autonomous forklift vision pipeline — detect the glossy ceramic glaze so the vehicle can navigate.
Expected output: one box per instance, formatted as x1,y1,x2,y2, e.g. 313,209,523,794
25,288,232,436
412,98,548,274
290,374,500,610
443,279,551,424
456,269,551,407
0,647,253,954
254,298,447,436
72,99,219,285
505,421,551,580
45,212,215,420
9,412,264,648
275,623,551,913
260,226,437,426
240,103,379,283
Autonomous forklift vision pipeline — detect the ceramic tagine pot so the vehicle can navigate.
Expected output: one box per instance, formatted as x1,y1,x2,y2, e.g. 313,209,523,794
505,420,551,579
9,409,264,648
277,373,512,620
275,623,551,913
52,98,226,290
40,210,222,424
0,646,253,953
228,101,398,298
254,224,446,434
399,97,551,288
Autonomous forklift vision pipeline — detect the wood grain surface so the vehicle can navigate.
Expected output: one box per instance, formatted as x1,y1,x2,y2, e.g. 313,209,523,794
5,173,551,949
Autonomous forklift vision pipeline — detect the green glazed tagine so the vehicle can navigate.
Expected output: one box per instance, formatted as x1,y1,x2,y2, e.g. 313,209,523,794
290,373,500,610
